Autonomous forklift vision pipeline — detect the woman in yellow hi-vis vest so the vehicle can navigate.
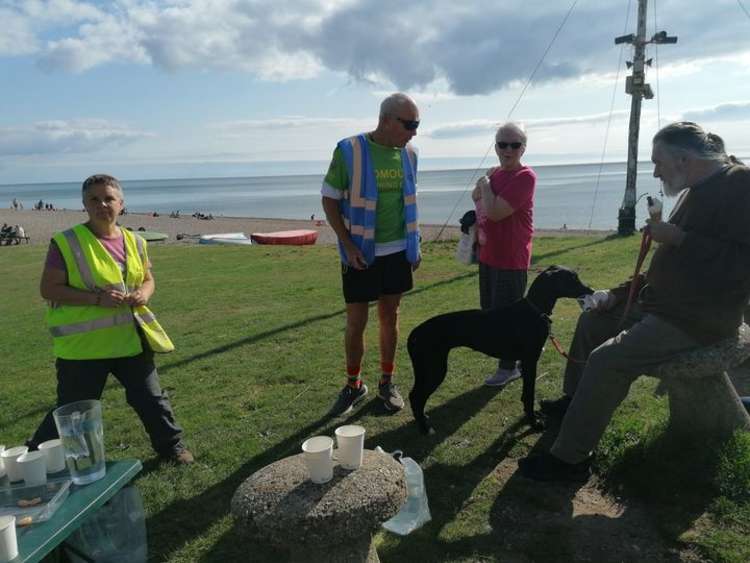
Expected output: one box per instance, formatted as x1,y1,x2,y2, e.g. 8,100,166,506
27,174,193,464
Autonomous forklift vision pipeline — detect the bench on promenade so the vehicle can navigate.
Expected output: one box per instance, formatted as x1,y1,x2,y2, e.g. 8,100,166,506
652,323,750,441
231,449,407,562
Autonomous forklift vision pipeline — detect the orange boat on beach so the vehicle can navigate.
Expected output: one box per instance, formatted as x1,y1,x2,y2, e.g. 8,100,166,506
250,229,319,246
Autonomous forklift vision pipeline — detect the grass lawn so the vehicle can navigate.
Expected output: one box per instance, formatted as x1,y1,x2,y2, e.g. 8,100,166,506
1,235,749,562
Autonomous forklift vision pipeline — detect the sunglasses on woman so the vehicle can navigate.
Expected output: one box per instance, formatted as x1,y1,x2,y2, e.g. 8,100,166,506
497,141,523,150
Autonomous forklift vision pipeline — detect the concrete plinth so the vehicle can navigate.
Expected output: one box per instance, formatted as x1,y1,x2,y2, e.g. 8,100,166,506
231,449,407,563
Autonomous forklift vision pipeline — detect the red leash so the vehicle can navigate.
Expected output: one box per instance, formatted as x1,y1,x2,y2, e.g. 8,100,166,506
620,228,653,326
548,333,587,364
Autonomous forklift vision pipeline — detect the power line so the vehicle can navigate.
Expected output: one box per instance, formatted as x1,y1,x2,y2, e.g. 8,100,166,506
653,0,662,129
587,0,632,230
737,0,750,20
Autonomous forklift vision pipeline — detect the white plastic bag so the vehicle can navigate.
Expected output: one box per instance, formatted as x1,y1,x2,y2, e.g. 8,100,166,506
455,225,476,265
381,450,431,535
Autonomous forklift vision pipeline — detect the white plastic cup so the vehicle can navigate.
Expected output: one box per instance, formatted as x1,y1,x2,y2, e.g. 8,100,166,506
38,439,66,474
1,446,29,483
301,436,334,484
0,515,18,563
335,425,366,470
18,451,47,487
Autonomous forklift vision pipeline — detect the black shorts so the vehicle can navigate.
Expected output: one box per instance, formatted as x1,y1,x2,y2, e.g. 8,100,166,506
342,251,413,303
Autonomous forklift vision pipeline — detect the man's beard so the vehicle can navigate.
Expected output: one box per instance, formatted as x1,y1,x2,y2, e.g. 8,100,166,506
662,172,688,196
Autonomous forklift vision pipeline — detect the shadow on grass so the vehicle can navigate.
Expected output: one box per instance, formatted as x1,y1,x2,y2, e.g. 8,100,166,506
159,271,476,376
149,380,517,560
409,424,710,562
530,234,619,266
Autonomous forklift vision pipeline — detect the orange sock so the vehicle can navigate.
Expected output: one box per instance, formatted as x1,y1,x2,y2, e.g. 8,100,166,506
346,365,362,388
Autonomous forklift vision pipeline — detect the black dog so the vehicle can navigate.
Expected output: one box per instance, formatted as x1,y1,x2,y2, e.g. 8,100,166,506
407,265,593,434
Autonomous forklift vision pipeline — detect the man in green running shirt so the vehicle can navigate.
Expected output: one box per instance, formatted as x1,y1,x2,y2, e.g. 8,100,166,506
322,93,421,417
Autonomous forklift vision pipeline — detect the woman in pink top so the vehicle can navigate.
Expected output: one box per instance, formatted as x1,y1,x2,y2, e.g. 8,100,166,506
472,123,537,386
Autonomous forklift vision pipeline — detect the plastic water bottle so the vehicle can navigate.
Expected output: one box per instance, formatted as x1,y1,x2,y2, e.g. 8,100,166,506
382,455,431,535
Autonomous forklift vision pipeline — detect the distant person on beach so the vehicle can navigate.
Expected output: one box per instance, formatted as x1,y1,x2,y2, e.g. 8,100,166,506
321,92,421,416
472,122,536,387
27,174,194,465
520,122,750,482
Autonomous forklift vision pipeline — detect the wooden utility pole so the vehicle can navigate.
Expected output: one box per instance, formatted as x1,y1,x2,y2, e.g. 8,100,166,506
615,0,676,235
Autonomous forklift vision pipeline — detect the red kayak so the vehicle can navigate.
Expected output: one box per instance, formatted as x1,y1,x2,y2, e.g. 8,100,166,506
250,229,319,245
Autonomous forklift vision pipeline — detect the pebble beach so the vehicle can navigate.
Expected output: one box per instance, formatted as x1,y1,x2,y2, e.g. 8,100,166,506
0,209,606,248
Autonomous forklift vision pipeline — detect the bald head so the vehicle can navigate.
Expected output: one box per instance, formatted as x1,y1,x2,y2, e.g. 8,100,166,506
379,93,418,120
372,92,420,148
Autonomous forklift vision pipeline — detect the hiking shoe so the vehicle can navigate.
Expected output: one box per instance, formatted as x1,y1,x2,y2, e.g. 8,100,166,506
161,443,195,465
518,452,590,483
484,367,521,387
539,395,572,420
329,383,368,417
378,382,405,412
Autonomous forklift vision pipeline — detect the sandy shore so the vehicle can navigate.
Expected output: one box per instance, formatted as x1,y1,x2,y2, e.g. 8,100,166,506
0,209,609,247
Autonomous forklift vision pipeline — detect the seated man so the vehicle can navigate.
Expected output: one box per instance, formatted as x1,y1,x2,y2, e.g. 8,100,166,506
520,122,750,482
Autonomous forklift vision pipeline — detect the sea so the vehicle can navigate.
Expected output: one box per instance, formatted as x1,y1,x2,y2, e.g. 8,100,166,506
0,161,668,230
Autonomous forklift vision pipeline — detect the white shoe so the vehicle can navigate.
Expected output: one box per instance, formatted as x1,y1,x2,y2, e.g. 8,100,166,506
484,367,521,387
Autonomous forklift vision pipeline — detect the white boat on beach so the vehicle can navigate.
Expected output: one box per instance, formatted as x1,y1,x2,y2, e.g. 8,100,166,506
198,233,253,245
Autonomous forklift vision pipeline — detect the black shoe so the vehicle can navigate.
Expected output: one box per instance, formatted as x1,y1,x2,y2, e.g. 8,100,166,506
539,395,572,419
378,381,405,412
329,383,368,417
518,452,590,482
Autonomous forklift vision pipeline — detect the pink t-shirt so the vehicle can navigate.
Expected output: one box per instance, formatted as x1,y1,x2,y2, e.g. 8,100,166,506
46,231,128,279
476,166,536,270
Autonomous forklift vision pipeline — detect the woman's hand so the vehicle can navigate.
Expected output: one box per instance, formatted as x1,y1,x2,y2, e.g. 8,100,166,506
472,176,490,201
125,288,149,307
99,289,127,307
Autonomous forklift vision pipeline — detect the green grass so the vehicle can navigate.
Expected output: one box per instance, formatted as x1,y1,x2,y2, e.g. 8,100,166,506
1,236,749,562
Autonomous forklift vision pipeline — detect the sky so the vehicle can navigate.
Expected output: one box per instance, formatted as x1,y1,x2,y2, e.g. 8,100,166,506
1,0,750,184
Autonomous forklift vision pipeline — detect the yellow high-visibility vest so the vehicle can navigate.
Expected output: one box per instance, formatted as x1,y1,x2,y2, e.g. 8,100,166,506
47,224,174,359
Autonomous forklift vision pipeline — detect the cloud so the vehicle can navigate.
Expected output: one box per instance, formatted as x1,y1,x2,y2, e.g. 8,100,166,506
0,8,39,55
4,0,750,94
213,116,372,133
682,101,750,123
427,111,630,139
0,120,152,156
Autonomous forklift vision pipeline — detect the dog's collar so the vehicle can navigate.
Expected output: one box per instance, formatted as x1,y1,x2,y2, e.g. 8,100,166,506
526,298,552,324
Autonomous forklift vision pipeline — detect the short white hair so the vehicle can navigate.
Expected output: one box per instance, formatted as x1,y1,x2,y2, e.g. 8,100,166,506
379,93,417,119
496,122,527,144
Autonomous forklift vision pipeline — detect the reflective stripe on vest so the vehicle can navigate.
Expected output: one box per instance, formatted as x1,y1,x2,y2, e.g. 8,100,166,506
62,228,97,290
49,310,136,337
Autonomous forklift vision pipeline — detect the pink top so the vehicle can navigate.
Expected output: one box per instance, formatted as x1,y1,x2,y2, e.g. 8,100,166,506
46,229,128,279
476,166,536,270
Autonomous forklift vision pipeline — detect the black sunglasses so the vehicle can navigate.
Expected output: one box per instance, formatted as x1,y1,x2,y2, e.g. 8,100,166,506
396,117,420,131
497,141,523,149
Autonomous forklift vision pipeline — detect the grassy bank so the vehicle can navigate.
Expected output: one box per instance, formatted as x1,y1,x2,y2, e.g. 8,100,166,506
1,236,748,562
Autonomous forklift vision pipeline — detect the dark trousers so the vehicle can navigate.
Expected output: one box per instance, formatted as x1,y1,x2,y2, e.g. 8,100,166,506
479,264,528,370
28,349,183,455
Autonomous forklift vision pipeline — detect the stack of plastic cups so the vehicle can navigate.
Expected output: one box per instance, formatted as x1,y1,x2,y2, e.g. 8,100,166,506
0,515,18,563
